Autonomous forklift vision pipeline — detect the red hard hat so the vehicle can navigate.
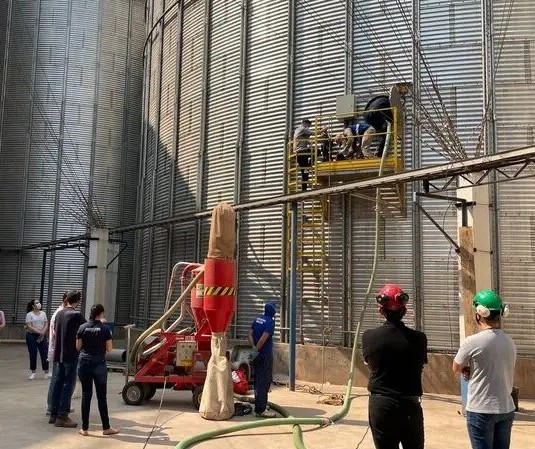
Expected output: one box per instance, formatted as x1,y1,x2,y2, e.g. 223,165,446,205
376,284,409,311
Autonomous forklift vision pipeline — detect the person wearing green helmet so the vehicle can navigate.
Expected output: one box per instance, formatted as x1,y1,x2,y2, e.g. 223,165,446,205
453,290,516,449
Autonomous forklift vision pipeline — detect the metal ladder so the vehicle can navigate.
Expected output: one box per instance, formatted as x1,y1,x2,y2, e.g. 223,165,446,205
286,138,327,273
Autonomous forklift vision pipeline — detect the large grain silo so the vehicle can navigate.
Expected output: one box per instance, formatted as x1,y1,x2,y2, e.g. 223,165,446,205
132,0,534,388
0,0,145,326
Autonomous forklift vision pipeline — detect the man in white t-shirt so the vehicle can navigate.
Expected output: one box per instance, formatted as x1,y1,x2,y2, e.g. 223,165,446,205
453,290,516,449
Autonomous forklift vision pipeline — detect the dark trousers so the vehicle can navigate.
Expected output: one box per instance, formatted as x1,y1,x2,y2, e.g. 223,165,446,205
466,411,515,449
25,332,49,372
368,394,424,449
364,98,393,158
78,359,110,431
296,154,310,191
253,353,273,414
50,361,78,418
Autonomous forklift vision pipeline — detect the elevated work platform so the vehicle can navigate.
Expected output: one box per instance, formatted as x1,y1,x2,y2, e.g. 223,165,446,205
315,154,400,183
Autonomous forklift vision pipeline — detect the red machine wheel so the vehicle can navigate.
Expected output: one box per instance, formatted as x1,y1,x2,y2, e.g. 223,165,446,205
122,381,144,406
192,385,203,410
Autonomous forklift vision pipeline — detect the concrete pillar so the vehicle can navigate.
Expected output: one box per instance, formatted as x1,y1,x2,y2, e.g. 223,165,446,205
457,176,493,410
86,228,110,316
456,176,493,339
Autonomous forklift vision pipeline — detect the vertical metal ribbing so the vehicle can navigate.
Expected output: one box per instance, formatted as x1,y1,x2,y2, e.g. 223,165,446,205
167,2,183,273
411,0,423,331
132,1,154,323
481,0,500,291
345,0,353,93
195,0,211,263
144,0,166,326
280,0,296,343
233,0,249,339
342,193,351,347
50,0,74,312
117,0,135,320
14,0,41,320
0,0,13,156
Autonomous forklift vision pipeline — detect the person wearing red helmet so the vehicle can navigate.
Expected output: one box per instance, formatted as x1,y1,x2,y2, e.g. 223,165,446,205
362,284,428,449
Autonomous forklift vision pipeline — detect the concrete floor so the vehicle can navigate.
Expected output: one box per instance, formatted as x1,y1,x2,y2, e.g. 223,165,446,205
1,344,534,449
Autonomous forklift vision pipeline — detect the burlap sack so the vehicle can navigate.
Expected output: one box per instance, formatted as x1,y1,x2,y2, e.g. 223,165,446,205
199,332,235,420
207,202,236,259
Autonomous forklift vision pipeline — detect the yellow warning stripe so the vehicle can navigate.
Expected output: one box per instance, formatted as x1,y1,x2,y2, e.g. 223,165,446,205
204,286,235,296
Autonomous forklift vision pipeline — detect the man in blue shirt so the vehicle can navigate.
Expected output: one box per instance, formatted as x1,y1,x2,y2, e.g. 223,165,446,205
248,302,277,418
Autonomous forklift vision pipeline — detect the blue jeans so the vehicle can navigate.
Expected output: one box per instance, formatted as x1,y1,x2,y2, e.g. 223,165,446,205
25,332,49,372
467,411,515,449
47,363,59,412
253,353,273,414
78,359,110,431
49,361,78,418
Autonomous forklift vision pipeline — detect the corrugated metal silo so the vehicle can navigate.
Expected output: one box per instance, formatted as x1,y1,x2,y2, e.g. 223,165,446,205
0,0,145,325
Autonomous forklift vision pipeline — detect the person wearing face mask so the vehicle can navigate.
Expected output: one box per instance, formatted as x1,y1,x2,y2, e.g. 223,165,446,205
25,299,50,380
75,304,118,436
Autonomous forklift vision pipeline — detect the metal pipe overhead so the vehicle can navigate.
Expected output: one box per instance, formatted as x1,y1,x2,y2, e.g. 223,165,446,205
111,146,535,234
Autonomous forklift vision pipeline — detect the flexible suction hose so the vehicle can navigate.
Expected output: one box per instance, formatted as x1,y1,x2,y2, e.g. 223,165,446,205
130,270,205,371
175,128,391,449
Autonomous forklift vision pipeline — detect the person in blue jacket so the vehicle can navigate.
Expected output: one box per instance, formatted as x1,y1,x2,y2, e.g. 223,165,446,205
248,302,277,418
335,121,374,159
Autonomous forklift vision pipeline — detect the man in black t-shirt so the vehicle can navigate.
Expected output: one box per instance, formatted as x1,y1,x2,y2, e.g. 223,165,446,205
49,290,85,427
362,284,428,449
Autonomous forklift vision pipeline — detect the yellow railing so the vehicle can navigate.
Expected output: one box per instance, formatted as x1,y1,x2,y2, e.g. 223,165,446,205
286,107,402,190
285,107,404,272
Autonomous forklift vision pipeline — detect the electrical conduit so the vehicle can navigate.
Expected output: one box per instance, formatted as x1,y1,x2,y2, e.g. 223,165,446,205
175,125,392,449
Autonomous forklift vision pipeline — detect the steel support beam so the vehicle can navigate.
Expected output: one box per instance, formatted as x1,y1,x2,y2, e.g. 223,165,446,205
110,146,535,234
288,201,298,392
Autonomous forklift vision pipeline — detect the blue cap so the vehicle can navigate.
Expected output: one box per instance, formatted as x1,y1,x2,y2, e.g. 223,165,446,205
264,302,277,317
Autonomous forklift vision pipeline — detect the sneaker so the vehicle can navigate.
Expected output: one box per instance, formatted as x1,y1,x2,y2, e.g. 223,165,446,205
48,416,57,424
46,410,51,416
54,417,78,428
79,430,89,437
103,427,119,436
255,410,276,418
29,372,36,380
45,372,52,379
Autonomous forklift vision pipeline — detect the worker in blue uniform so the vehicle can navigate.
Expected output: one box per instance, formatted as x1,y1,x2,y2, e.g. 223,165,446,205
248,302,277,418
335,121,374,159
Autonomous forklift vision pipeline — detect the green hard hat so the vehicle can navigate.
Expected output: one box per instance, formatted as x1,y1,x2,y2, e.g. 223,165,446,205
473,289,503,311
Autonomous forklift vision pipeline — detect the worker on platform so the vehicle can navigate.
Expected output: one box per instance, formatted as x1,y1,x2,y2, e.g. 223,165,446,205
293,118,313,191
453,290,516,449
334,121,375,159
248,301,277,418
363,95,393,157
362,284,428,449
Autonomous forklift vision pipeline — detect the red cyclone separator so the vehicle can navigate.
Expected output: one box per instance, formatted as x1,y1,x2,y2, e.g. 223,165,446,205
203,258,236,333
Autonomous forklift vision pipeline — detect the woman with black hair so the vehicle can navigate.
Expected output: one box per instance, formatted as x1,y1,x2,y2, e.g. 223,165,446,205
25,299,49,379
76,304,118,436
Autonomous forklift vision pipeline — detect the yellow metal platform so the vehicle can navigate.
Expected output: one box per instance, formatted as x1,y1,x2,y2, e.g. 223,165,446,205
315,155,400,184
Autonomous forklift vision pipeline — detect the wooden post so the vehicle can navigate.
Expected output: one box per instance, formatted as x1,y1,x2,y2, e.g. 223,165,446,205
459,226,478,337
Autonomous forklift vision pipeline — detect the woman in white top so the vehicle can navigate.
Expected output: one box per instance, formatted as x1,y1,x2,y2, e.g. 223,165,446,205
25,299,50,379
